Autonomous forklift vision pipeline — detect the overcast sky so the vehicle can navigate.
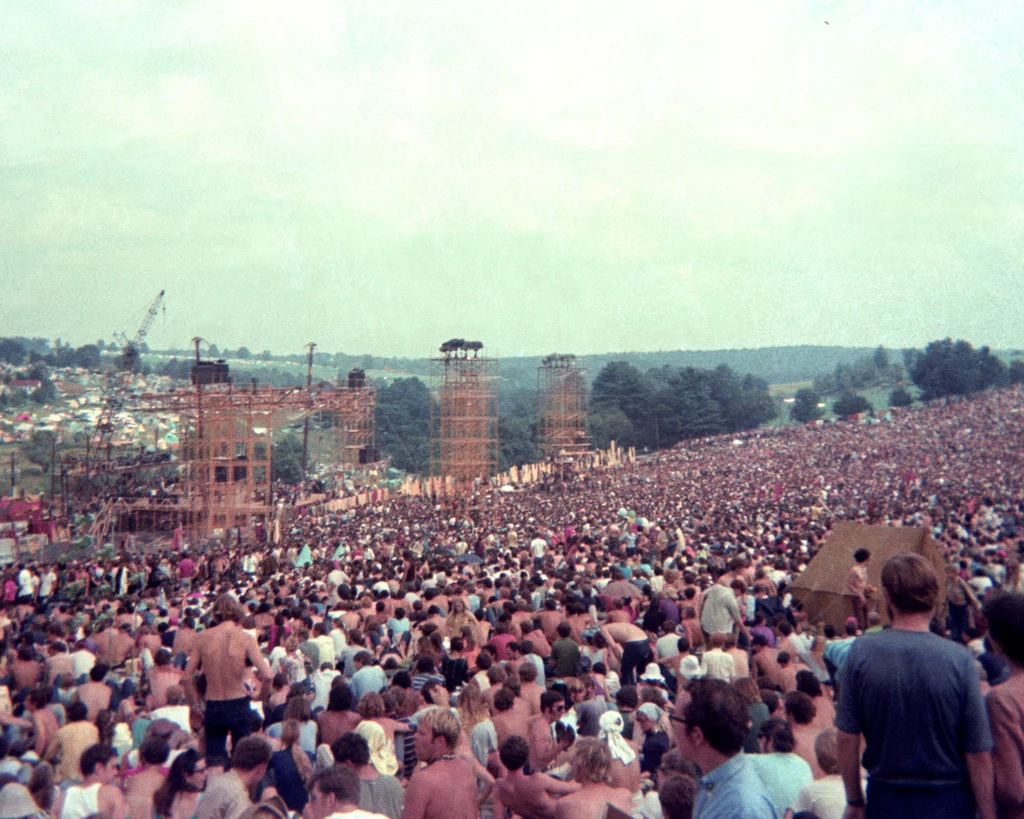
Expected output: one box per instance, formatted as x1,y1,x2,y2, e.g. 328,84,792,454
2,1,1022,359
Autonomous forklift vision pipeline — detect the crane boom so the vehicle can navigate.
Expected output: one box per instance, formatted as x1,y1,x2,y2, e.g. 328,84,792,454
120,289,165,372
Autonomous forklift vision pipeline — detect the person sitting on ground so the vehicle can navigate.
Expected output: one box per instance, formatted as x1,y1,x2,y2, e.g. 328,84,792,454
404,707,484,819
794,728,848,819
152,748,208,819
124,735,169,819
333,728,403,819
491,735,580,819
195,736,273,819
59,744,128,819
746,717,814,818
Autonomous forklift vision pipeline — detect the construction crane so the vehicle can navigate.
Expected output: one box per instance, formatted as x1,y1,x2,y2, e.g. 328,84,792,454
114,289,166,372
90,289,166,463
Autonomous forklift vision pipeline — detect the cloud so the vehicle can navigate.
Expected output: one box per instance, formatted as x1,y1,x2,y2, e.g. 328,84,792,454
1,0,1022,355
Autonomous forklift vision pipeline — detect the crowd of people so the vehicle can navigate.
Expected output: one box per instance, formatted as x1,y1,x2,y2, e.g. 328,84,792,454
0,385,1022,819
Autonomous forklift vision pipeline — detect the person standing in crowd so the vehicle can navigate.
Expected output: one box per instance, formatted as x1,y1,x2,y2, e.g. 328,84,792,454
982,591,1024,819
847,549,872,631
836,554,995,819
184,594,271,759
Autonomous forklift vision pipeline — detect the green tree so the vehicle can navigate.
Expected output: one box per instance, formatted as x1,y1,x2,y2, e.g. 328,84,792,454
910,338,1009,400
791,389,823,423
591,361,651,443
889,387,914,407
0,339,26,365
271,434,303,483
1009,360,1024,385
23,431,56,472
30,380,57,405
236,347,251,360
589,405,636,450
74,344,101,369
833,391,871,417
375,378,431,473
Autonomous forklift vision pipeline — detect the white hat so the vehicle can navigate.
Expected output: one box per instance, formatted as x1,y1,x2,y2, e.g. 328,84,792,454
639,663,666,684
680,655,705,680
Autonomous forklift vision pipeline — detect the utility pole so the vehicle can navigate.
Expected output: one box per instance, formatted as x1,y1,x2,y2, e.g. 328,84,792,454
301,343,316,480
50,435,57,498
9,452,14,497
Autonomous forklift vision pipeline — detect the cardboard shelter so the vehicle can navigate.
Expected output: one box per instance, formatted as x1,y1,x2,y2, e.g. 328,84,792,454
788,522,945,630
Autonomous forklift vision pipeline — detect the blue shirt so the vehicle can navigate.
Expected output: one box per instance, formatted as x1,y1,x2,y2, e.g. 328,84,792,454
694,753,778,819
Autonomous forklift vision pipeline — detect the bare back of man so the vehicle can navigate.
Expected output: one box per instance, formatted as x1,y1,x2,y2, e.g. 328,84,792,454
403,757,480,819
493,770,580,819
600,622,646,645
185,621,268,702
553,783,633,819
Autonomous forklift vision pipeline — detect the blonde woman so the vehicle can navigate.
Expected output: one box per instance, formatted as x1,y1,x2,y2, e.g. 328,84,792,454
458,685,498,771
446,599,476,640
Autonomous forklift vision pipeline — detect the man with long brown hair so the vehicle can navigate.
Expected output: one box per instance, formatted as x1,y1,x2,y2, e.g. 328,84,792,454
183,594,271,758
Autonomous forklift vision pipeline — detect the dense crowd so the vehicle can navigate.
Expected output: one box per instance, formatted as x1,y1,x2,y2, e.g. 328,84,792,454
0,386,1022,819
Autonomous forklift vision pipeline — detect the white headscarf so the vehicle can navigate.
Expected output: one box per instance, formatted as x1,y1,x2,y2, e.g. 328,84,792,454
598,711,637,765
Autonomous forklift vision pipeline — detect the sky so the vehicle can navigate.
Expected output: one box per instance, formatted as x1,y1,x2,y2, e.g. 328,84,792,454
2,1,1023,360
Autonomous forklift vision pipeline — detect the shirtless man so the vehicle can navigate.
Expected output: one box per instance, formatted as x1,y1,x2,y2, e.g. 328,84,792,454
403,707,483,819
553,739,633,819
492,736,580,819
750,634,785,689
493,688,532,748
528,692,573,772
147,648,183,709
76,664,113,723
599,621,652,687
125,736,169,819
183,594,271,759
25,688,59,756
44,641,75,688
538,600,564,644
99,623,136,668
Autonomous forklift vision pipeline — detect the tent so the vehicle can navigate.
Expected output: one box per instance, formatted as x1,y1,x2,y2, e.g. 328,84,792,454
788,522,945,630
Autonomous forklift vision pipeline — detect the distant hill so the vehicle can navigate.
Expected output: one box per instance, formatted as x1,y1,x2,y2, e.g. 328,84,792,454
495,346,879,393
151,344,880,391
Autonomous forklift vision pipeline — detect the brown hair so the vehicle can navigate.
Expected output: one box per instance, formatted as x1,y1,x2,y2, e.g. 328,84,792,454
732,677,761,705
881,554,939,613
569,738,611,784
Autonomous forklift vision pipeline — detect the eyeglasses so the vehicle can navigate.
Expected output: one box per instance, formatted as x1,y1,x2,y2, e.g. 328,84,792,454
668,714,689,726
192,766,208,774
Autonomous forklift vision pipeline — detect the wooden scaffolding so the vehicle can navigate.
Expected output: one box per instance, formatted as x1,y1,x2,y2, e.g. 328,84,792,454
429,341,498,482
537,354,590,460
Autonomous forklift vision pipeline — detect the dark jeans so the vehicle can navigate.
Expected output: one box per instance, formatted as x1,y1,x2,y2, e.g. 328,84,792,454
866,780,975,819
620,639,653,686
205,696,254,759
947,603,970,643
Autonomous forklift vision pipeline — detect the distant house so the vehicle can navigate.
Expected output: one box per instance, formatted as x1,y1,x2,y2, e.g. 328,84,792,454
9,380,42,392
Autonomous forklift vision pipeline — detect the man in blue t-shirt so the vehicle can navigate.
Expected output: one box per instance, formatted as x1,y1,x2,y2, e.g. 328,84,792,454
836,554,995,819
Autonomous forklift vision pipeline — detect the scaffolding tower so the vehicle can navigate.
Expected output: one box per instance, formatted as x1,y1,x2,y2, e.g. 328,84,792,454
327,369,378,468
90,376,375,541
538,354,590,460
430,340,498,481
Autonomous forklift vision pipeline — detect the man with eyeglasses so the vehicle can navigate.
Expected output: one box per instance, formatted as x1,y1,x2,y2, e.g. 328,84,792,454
529,691,573,773
670,679,777,819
